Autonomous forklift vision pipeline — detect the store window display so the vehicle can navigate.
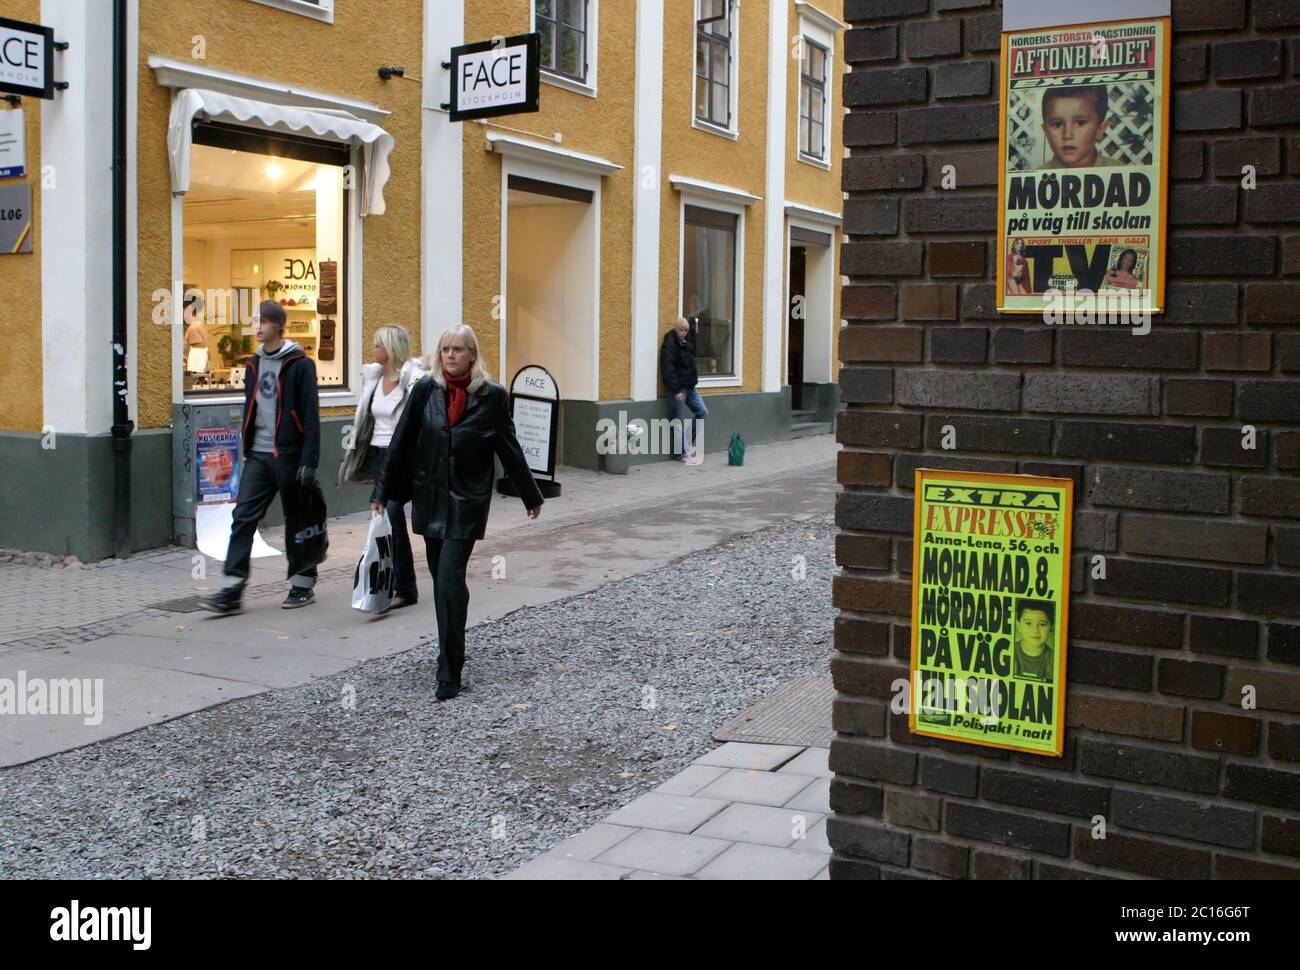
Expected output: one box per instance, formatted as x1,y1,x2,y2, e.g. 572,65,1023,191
182,124,349,396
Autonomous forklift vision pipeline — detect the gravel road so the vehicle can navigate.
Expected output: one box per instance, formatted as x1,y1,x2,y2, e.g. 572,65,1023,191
0,511,835,879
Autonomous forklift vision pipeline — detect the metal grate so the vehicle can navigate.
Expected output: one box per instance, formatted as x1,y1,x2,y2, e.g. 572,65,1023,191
713,677,834,748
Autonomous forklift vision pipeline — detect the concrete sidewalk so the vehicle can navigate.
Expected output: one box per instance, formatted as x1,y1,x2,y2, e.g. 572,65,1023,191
0,435,837,766
505,742,832,880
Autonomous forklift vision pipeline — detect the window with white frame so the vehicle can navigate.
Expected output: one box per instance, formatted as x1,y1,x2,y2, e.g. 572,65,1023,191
695,0,734,130
536,0,591,85
246,0,334,22
682,204,738,378
799,39,829,161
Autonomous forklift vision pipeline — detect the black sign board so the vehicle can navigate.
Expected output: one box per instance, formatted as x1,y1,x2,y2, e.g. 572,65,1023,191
448,33,541,123
0,17,54,100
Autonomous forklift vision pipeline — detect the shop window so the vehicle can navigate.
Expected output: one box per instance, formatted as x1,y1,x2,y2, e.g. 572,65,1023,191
799,39,828,161
182,123,349,397
536,0,590,84
682,204,738,379
695,0,734,131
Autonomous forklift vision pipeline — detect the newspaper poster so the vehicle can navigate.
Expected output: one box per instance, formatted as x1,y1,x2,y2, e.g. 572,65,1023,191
909,470,1073,757
997,17,1170,316
195,428,241,504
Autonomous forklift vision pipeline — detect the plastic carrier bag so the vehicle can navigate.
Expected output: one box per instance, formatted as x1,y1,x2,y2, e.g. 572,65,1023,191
351,511,395,614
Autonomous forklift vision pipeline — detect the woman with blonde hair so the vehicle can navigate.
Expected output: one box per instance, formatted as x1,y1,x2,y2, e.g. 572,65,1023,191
340,324,430,608
377,324,543,701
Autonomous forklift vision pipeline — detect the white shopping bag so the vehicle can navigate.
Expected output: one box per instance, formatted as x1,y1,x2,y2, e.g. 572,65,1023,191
352,511,396,613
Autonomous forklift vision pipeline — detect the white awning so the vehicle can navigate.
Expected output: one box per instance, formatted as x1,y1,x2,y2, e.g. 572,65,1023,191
166,87,396,216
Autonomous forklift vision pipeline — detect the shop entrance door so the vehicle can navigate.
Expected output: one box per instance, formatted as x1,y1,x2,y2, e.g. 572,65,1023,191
504,175,598,402
788,245,807,411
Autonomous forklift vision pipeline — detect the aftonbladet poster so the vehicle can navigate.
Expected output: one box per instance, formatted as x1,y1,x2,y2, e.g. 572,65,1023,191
997,17,1170,315
909,471,1074,757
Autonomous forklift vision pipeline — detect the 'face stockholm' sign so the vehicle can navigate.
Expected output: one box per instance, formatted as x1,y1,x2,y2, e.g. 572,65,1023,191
448,32,541,123
0,17,54,100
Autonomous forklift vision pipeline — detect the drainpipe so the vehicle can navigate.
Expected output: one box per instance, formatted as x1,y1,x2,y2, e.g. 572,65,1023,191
111,0,133,558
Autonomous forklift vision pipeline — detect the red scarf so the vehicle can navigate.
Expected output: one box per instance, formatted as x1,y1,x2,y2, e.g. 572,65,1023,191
444,370,472,427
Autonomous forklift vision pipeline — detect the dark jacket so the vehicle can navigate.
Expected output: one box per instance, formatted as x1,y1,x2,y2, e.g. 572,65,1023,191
240,348,321,468
660,330,699,394
377,377,543,540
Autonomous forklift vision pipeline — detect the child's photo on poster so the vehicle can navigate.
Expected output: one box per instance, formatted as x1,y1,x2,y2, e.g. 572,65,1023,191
1007,81,1156,173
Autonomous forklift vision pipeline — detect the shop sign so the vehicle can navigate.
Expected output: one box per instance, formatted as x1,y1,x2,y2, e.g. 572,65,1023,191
0,17,54,100
509,365,558,479
0,109,25,177
909,469,1074,757
996,16,1170,315
448,33,541,123
0,182,31,253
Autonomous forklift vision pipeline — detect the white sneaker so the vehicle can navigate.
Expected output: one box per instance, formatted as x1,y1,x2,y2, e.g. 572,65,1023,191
684,453,704,466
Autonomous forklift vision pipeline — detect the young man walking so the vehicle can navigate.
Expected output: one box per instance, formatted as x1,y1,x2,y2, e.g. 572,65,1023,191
660,316,708,465
199,301,321,614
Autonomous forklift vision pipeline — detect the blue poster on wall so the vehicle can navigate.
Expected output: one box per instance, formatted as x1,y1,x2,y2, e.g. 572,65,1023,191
195,428,241,503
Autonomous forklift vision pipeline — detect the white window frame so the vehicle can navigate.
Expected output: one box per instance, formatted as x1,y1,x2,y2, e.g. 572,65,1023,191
692,0,740,141
532,0,599,99
246,0,334,23
676,193,748,389
795,4,841,171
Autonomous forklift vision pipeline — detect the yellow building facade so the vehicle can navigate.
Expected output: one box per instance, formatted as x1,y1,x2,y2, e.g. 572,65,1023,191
0,0,843,560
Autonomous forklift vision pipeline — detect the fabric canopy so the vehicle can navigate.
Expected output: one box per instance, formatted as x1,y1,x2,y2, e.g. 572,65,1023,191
167,87,395,216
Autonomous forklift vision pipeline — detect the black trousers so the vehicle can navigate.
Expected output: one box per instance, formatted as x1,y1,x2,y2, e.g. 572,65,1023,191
225,451,318,584
423,536,477,688
366,446,418,600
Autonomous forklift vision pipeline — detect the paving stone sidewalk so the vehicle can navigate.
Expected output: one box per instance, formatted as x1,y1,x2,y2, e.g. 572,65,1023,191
505,742,832,880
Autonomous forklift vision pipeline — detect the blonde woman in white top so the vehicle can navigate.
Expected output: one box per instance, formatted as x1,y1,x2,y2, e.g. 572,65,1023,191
340,325,430,608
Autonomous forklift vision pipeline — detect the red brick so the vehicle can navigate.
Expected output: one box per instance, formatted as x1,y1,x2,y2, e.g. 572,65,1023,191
1066,692,1184,742
1269,721,1300,762
839,326,922,363
912,838,967,879
1171,0,1245,31
829,738,916,785
842,241,924,277
905,20,960,59
836,410,922,447
1262,816,1300,859
1204,332,1271,372
1215,855,1300,880
832,699,888,738
927,241,985,277
831,655,908,699
884,790,941,832
842,284,897,320
834,616,891,655
1073,829,1211,879
927,149,997,188
1189,615,1258,659
843,154,924,191
1070,602,1184,649
845,25,897,64
1157,658,1225,699
844,112,896,147
831,575,912,616
837,451,892,487
1226,668,1300,715
971,850,1028,880
1246,284,1300,324
835,535,890,571
1214,137,1283,178
1191,711,1260,756
901,284,958,320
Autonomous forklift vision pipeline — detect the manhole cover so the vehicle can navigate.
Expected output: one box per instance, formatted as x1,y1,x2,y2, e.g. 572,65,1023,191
714,676,834,748
147,596,203,613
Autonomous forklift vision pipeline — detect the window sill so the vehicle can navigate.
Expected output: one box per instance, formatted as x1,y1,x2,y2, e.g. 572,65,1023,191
697,375,742,389
692,118,739,141
797,152,832,171
183,389,357,407
245,0,334,23
541,70,597,99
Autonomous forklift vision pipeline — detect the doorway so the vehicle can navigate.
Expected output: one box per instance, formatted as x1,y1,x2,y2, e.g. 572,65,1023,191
788,245,806,411
787,223,834,416
504,174,598,401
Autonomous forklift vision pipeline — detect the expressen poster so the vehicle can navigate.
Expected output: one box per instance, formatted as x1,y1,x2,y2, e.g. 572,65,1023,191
997,17,1170,315
909,470,1074,757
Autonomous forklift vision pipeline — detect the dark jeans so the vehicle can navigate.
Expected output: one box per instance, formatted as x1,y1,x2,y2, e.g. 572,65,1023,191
423,537,477,688
225,451,318,585
367,446,418,601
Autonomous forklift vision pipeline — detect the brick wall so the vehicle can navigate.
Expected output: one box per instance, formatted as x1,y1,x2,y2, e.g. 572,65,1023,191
832,0,1300,880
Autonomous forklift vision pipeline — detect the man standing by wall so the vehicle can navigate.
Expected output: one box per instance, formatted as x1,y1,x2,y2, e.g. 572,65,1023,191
661,317,709,465
199,301,321,614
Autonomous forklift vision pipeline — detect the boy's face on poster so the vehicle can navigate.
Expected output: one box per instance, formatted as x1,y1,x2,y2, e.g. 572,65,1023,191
1018,609,1052,651
1043,95,1107,168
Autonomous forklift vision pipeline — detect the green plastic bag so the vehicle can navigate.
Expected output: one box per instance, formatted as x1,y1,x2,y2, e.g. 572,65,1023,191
728,433,745,466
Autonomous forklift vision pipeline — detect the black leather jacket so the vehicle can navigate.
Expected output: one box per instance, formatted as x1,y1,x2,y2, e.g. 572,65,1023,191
377,377,543,540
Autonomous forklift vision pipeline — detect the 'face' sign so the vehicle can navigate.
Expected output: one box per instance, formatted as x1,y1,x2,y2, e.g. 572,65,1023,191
458,45,528,110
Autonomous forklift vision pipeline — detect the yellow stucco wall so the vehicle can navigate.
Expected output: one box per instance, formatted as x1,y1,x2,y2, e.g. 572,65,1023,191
462,0,636,401
0,0,43,432
137,0,424,428
659,0,769,395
